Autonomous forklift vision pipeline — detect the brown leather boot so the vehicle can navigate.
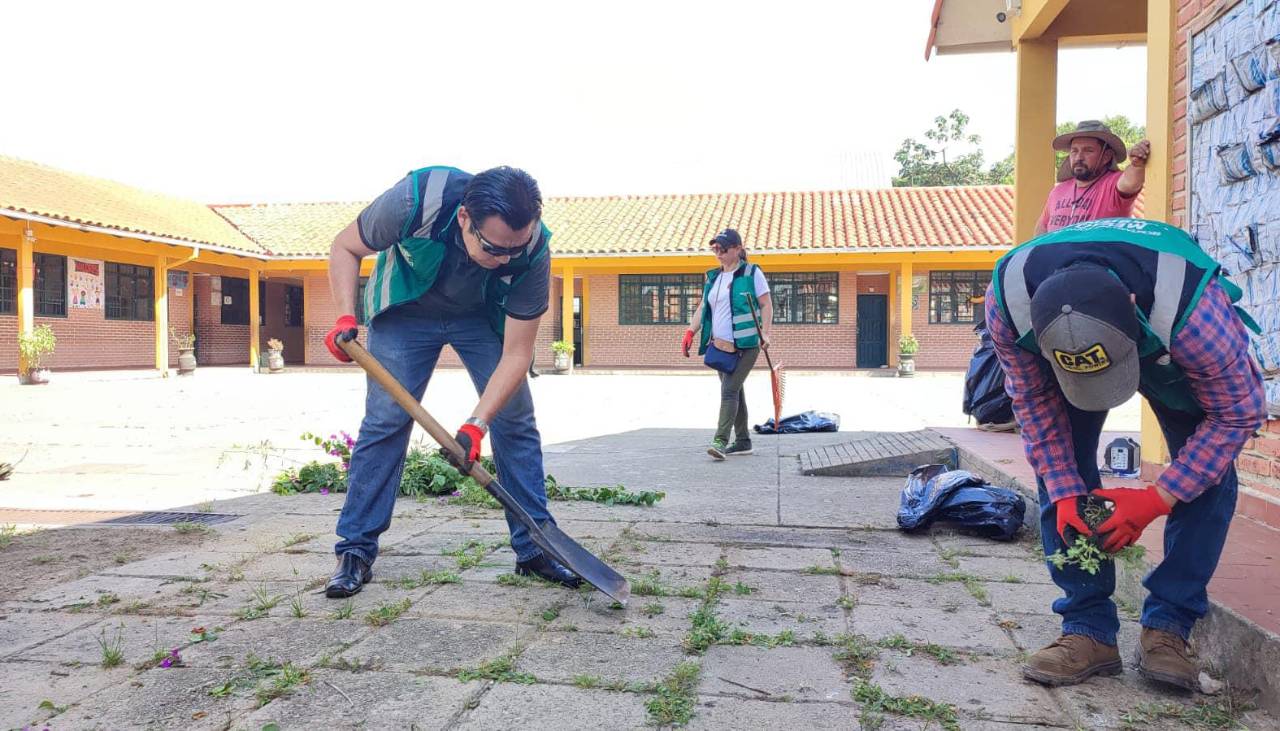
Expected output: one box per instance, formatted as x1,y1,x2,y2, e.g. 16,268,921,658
1021,634,1123,686
1135,627,1198,690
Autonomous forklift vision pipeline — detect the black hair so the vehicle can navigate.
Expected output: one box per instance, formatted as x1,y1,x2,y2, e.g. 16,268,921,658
462,166,543,231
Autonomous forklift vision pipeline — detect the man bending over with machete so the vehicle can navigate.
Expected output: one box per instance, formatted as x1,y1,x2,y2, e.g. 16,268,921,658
986,219,1265,690
322,165,580,598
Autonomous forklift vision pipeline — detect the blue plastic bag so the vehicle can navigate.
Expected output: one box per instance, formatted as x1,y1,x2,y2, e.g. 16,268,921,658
896,464,1026,541
753,411,840,434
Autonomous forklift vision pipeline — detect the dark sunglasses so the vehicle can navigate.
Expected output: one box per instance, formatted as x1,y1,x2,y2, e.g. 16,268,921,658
471,221,534,259
710,243,739,254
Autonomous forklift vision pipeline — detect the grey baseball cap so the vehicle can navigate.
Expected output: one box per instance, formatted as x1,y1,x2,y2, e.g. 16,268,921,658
1030,266,1141,412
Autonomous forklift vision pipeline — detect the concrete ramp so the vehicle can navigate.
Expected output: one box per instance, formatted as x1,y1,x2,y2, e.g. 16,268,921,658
799,430,957,477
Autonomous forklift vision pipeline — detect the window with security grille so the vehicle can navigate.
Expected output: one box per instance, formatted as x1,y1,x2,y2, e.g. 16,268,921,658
34,254,68,317
928,270,991,324
105,262,155,321
619,274,703,325
0,248,14,315
284,285,303,326
769,272,838,324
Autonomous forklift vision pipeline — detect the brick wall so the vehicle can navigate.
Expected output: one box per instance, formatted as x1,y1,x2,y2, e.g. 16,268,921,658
192,274,250,367
1173,0,1280,527
260,280,304,364
1,266,194,373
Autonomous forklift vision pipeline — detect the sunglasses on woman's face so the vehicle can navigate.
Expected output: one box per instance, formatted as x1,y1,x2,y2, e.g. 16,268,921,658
471,221,534,259
711,244,739,254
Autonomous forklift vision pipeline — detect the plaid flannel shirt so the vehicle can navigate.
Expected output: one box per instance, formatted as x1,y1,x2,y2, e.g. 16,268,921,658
986,279,1265,503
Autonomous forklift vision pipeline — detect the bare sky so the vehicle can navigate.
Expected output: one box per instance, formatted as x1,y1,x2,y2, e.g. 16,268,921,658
0,0,1146,203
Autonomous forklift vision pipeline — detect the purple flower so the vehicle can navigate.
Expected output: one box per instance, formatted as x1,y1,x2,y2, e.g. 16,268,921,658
160,648,181,668
451,490,461,497
319,488,330,496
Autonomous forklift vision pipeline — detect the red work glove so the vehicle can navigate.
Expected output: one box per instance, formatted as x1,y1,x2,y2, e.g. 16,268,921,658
681,329,695,358
442,423,485,474
1054,495,1093,543
324,315,359,363
1094,485,1172,553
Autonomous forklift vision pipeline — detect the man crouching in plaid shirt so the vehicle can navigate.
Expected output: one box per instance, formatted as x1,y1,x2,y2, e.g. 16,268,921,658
984,219,1265,691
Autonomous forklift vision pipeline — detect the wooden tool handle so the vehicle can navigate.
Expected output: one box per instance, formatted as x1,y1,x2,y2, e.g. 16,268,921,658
338,337,494,486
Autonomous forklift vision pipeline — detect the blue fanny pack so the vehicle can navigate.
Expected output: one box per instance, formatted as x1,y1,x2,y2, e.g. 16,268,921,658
703,343,740,374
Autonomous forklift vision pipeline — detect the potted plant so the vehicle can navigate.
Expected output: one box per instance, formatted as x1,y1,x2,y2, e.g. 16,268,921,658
171,327,197,376
551,340,574,372
897,334,919,378
267,338,285,373
17,325,57,385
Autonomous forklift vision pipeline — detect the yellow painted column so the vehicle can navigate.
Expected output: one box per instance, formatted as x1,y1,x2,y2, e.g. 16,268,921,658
154,255,169,375
561,266,575,373
899,260,913,341
1141,0,1178,474
248,267,261,372
580,276,590,367
15,228,35,374
888,267,899,368
1013,39,1058,245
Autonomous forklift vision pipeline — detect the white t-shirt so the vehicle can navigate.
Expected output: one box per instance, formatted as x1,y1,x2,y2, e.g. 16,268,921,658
708,266,770,341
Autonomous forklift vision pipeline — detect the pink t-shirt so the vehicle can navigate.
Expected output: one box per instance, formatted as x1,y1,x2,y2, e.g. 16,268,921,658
1038,170,1138,233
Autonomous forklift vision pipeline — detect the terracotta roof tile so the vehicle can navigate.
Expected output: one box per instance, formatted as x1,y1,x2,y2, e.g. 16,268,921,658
0,156,264,255
212,201,367,257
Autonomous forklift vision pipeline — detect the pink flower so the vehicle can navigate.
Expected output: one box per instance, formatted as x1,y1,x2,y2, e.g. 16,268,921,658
319,488,330,496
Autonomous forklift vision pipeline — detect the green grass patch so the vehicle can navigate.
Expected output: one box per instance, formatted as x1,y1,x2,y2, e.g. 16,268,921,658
365,598,412,627
172,521,213,536
831,634,880,679
573,674,602,689
876,634,961,665
1119,697,1253,731
330,599,355,620
97,627,125,669
853,678,960,731
646,661,700,727
926,572,990,606
642,601,666,617
456,653,536,684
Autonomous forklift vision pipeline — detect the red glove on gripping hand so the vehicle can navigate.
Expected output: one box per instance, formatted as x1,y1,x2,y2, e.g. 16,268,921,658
324,315,359,363
1094,485,1172,553
681,329,695,358
1054,495,1093,543
443,423,485,474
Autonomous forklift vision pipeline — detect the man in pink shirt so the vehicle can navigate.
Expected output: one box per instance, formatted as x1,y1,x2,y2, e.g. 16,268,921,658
1036,120,1151,235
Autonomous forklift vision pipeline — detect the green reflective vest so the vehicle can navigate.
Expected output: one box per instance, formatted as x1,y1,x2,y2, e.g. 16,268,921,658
360,166,551,335
992,219,1258,414
698,263,762,355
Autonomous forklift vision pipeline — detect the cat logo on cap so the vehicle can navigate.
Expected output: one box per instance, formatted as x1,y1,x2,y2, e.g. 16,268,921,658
1053,344,1111,374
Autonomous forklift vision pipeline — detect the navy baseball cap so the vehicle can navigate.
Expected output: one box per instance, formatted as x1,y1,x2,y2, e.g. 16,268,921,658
710,228,742,248
1030,265,1141,411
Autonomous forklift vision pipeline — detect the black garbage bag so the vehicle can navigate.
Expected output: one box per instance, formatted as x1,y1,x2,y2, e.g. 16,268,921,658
963,323,1014,425
753,411,840,434
897,464,1026,541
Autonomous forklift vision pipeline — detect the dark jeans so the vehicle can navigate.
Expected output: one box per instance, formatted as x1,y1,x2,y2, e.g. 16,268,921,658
335,301,553,564
715,347,760,445
1037,400,1237,645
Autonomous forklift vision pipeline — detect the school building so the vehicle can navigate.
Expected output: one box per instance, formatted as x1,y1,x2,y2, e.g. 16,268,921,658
1,156,1021,376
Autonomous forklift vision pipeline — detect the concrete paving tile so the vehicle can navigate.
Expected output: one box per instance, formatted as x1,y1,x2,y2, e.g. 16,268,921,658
837,547,954,578
868,650,1062,725
1007,613,1143,656
516,631,685,685
847,576,981,611
0,660,129,730
385,529,509,556
234,671,478,731
180,618,365,669
547,596,702,637
980,580,1063,616
701,645,852,702
411,581,567,624
953,555,1055,584
102,551,223,580
719,569,842,605
778,477,904,530
46,666,255,730
235,550,338,583
336,617,525,673
19,573,184,612
452,682,651,730
848,605,1017,654
14,614,210,665
618,540,725,569
620,523,851,548
570,487,778,525
834,527,940,554
716,598,847,640
724,545,836,572
931,531,1041,559
0,611,109,658
687,696,860,730
1056,667,1218,730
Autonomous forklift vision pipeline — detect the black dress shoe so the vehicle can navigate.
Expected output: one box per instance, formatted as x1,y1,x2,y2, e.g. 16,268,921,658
325,552,372,598
515,553,583,589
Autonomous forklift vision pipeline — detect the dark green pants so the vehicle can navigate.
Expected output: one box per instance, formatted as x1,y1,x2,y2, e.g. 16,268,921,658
715,347,759,445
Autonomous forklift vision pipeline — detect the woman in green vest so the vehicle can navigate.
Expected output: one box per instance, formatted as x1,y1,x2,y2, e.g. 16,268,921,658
681,228,773,460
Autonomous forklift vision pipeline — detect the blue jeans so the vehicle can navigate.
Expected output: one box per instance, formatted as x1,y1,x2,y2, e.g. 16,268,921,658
335,301,553,564
1037,400,1237,645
